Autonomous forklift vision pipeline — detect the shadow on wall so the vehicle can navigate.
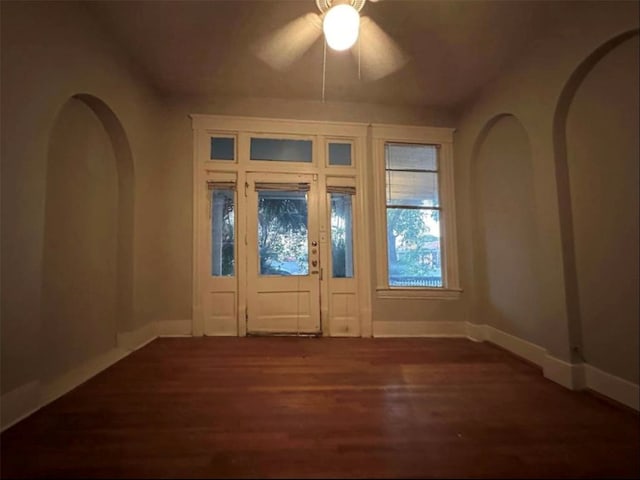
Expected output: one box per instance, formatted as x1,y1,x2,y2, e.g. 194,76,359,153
470,114,542,347
553,30,639,383
41,94,134,381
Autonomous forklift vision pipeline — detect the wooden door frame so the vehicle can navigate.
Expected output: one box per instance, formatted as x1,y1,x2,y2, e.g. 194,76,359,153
191,114,372,337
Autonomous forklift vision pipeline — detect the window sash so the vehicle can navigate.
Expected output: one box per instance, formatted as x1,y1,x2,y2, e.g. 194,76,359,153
382,141,448,290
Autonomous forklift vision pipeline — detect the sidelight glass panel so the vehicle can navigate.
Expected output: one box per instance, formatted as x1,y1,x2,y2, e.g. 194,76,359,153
330,193,354,278
387,208,442,287
250,138,313,162
258,191,309,276
211,189,235,276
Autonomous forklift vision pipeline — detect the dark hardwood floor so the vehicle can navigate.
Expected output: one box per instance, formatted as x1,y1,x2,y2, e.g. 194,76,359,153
1,337,638,478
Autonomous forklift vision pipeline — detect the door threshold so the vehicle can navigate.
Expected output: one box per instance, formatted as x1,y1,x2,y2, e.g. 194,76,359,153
246,332,322,338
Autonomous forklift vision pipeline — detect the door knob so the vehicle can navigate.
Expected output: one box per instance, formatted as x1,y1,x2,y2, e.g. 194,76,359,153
311,241,318,246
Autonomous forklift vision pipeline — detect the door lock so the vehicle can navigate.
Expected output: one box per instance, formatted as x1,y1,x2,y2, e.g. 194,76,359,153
311,260,318,267
311,241,318,247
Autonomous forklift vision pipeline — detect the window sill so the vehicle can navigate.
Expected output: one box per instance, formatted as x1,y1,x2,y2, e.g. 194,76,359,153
376,287,462,300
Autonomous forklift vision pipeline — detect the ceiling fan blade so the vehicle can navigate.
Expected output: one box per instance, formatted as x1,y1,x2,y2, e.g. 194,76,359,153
354,16,409,81
254,13,323,71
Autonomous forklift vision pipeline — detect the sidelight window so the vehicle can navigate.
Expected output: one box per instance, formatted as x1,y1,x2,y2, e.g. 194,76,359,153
330,192,354,278
210,187,235,276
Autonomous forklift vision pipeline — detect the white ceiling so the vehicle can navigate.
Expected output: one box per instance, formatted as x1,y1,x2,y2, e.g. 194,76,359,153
85,0,572,109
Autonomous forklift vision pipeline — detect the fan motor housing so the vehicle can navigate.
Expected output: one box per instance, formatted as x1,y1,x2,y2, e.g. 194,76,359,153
316,0,366,14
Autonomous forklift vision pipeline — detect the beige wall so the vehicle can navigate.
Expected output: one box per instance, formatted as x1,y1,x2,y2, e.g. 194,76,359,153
41,98,119,381
565,36,639,383
1,1,163,394
455,1,638,376
168,96,458,127
472,115,542,345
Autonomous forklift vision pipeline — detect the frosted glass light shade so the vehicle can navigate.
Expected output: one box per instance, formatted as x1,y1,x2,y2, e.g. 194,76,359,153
323,4,360,51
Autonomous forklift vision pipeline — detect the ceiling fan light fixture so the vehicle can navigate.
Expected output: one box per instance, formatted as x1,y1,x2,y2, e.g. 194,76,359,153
323,4,360,51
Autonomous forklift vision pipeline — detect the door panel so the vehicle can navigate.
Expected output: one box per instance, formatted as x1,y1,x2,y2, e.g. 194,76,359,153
246,173,320,334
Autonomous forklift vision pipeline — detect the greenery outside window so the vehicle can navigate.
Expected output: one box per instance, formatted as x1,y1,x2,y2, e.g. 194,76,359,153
385,143,442,287
373,125,460,299
209,182,236,276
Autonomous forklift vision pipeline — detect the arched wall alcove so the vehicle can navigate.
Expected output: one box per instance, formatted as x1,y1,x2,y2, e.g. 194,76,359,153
553,30,639,383
41,94,134,380
470,113,543,346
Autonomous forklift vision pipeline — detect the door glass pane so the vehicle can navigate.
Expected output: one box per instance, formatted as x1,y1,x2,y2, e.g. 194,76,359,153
211,189,235,276
258,191,309,276
250,138,313,162
387,208,442,287
330,193,354,278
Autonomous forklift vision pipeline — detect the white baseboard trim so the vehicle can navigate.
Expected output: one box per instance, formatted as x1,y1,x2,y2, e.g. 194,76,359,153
2,322,161,432
373,320,467,337
466,322,638,411
157,319,192,337
1,380,41,432
41,347,129,407
482,325,547,367
585,364,639,411
542,354,586,390
1,346,129,432
117,322,157,351
465,322,488,342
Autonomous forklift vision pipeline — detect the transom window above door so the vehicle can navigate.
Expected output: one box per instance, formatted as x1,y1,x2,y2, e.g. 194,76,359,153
250,137,313,163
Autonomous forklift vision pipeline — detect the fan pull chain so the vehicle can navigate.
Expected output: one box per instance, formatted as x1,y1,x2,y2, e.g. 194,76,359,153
358,35,361,81
322,39,327,103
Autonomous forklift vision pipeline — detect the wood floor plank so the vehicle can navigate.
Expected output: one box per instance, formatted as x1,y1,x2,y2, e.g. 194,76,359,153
1,337,638,478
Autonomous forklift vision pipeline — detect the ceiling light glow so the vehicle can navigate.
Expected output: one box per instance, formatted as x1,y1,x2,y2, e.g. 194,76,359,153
323,4,360,51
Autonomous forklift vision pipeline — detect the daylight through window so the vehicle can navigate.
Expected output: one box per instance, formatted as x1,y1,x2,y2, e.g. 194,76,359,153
385,143,442,287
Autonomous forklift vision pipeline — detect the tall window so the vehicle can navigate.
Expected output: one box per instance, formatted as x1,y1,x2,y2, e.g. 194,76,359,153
373,125,459,297
385,143,442,287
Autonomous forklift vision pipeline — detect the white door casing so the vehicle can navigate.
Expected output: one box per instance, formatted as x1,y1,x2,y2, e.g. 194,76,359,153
191,115,372,338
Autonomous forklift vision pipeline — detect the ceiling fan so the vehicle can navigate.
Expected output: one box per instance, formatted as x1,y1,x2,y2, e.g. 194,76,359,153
254,0,408,83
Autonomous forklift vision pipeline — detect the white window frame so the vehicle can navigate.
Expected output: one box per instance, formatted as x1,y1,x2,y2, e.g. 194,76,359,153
371,124,461,300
